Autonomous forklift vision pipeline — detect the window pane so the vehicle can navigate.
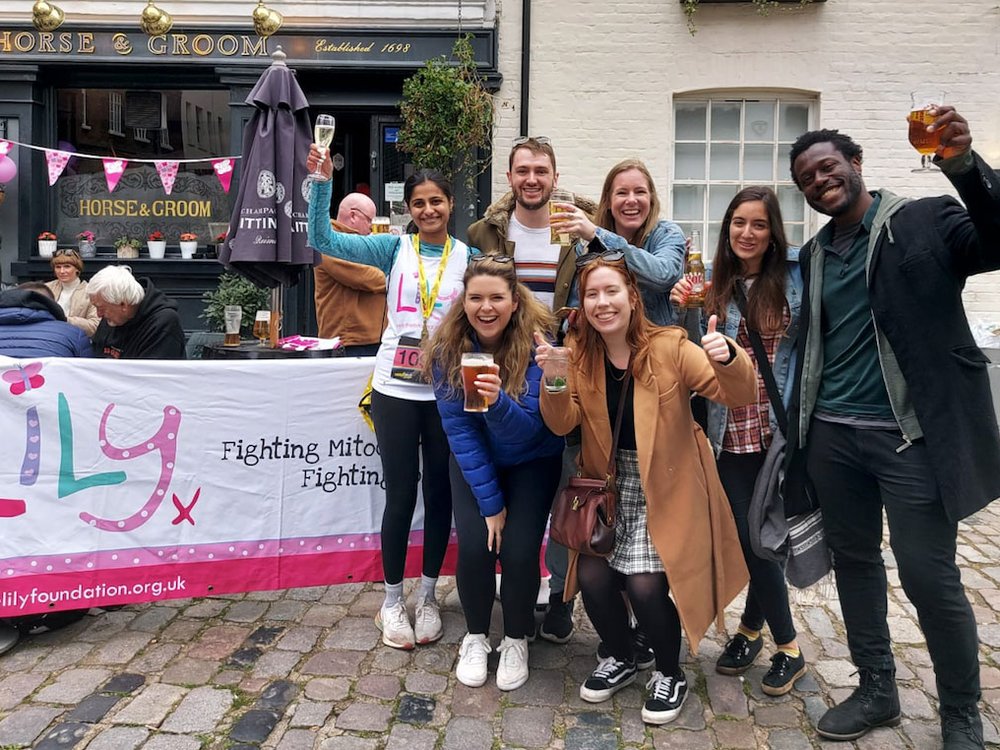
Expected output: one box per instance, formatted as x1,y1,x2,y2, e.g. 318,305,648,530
780,102,810,141
672,185,705,221
787,224,804,246
778,185,805,222
675,143,706,180
744,101,775,142
706,223,722,261
744,144,774,181
675,102,707,141
710,102,740,140
777,143,794,182
709,144,739,180
676,222,699,240
709,184,739,219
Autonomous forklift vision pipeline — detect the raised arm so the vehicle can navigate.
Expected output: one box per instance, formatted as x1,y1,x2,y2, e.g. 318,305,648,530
595,220,686,292
307,180,398,275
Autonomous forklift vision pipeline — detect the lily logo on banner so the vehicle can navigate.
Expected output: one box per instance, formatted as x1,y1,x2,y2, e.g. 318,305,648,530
1,361,200,531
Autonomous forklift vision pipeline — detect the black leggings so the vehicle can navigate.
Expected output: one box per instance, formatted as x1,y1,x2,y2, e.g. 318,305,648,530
578,555,682,675
451,453,561,639
370,390,453,585
717,451,796,645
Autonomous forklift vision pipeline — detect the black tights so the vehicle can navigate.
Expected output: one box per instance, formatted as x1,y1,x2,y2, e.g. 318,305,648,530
370,390,453,585
578,555,682,675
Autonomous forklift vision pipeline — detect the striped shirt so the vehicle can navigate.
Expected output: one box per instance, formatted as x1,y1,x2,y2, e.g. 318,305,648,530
508,215,561,310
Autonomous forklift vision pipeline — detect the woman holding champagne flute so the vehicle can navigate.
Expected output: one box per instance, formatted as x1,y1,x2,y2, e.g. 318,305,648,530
307,146,475,651
424,256,563,690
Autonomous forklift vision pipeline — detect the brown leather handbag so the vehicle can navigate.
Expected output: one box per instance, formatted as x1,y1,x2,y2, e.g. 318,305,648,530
550,361,632,556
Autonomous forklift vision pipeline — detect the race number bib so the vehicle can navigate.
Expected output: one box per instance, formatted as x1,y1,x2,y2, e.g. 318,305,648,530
390,335,426,383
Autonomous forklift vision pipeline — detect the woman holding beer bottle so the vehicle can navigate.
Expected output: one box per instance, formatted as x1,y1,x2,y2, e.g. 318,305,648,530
537,251,754,725
306,148,475,651
550,158,686,325
424,256,563,691
670,186,806,696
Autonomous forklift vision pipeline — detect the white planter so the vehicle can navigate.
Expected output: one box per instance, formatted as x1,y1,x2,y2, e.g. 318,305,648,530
38,239,57,257
147,240,166,259
179,240,198,259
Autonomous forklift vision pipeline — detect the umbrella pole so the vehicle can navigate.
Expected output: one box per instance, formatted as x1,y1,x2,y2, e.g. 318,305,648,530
269,286,283,348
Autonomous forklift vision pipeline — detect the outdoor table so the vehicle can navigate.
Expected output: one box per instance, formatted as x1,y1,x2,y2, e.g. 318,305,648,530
202,341,340,359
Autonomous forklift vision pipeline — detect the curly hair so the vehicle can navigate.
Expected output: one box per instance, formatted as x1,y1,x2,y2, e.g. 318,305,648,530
789,129,863,186
593,159,661,248
424,257,555,401
568,257,660,385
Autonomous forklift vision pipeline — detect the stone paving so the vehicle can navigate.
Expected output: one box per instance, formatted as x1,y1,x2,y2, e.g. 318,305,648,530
3,505,1000,749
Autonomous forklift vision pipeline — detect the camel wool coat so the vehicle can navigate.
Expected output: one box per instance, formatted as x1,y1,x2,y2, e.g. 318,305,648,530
540,327,756,654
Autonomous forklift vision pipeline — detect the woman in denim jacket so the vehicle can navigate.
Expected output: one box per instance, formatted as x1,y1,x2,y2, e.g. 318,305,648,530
671,186,805,697
552,159,686,326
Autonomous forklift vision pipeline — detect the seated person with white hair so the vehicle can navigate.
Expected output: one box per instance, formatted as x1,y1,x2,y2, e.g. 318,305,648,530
88,265,185,359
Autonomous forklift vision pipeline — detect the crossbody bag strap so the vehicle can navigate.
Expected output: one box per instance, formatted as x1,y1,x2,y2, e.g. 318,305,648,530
605,355,634,482
734,283,788,436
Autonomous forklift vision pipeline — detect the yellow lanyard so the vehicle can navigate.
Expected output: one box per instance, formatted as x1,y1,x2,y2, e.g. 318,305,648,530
413,234,453,326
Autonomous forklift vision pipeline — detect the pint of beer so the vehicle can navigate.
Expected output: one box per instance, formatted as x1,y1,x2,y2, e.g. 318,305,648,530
549,189,574,246
253,310,271,347
223,305,242,347
908,90,945,171
461,352,494,413
371,216,391,234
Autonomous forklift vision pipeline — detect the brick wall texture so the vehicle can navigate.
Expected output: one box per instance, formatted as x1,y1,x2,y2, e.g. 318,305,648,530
490,0,1000,320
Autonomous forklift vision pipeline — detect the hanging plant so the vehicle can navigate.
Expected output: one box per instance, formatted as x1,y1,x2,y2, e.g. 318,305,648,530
682,0,816,35
397,35,494,189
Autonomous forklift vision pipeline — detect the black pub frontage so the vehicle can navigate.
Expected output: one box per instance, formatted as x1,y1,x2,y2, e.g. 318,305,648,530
0,25,498,335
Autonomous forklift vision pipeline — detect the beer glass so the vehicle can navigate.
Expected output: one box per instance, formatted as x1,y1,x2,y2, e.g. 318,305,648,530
312,114,335,181
461,352,494,413
371,216,391,234
253,310,271,347
908,90,945,173
223,305,242,347
549,188,574,246
543,347,569,393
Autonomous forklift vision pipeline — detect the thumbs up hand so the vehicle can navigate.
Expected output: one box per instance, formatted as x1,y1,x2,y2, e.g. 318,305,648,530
701,315,730,362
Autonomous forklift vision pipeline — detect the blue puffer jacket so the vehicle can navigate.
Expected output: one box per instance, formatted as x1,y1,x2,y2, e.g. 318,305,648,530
434,350,564,517
0,289,93,358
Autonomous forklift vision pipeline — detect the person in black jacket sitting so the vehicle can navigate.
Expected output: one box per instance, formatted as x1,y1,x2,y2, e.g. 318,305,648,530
88,265,185,359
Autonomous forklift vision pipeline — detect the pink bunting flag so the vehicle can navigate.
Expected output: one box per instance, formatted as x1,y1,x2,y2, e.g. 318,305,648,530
102,158,128,193
212,158,234,194
44,149,71,186
154,160,179,195
0,139,12,156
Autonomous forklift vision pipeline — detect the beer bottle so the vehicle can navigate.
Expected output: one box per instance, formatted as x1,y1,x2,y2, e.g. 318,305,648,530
683,230,706,308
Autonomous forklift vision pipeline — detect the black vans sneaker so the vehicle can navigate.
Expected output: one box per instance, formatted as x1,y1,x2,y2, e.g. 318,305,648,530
539,593,574,644
579,656,638,703
761,651,807,696
715,632,763,675
641,670,688,725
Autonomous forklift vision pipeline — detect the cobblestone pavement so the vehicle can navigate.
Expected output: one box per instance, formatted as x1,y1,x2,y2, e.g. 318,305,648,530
3,504,1000,750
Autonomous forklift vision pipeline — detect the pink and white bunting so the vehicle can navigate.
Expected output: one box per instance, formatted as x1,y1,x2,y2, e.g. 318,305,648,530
212,158,235,194
102,158,128,193
44,149,71,186
154,160,179,195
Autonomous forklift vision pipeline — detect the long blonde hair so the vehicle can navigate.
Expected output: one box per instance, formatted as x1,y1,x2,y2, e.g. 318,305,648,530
425,257,556,400
593,159,661,247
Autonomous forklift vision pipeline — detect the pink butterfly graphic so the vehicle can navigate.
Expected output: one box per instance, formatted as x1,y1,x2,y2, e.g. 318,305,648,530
3,363,45,395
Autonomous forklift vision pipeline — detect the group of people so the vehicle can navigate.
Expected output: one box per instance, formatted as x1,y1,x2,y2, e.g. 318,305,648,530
306,102,998,749
0,253,186,653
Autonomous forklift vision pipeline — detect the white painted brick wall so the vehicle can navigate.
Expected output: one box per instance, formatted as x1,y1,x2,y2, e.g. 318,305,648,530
493,0,1000,321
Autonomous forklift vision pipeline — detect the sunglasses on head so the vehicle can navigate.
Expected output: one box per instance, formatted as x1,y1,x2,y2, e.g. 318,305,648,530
575,249,625,269
511,135,552,147
471,254,515,265
54,248,80,258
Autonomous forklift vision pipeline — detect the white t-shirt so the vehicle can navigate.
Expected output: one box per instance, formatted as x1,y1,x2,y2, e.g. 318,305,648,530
508,215,562,311
57,278,81,315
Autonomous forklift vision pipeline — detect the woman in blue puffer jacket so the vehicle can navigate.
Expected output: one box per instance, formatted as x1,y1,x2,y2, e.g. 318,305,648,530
425,255,563,693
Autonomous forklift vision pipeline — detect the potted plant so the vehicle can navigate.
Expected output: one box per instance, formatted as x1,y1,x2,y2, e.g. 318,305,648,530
77,230,96,258
37,231,57,258
681,0,818,34
201,271,269,336
179,232,198,259
147,230,166,259
397,35,494,191
114,235,140,259
212,229,228,258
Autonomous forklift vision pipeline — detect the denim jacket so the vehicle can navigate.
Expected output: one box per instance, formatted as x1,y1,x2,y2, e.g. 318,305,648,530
705,247,803,454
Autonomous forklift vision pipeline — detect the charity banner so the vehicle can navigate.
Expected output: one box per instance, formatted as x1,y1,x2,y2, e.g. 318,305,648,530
0,356,453,617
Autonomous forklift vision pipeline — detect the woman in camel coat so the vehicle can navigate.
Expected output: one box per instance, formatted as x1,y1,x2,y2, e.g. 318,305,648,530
537,251,755,725
45,249,99,337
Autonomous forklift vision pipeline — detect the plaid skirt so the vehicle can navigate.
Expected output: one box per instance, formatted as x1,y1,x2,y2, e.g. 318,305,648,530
608,449,665,575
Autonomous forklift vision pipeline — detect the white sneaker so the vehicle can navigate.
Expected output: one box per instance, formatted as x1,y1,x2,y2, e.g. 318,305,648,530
496,636,529,691
375,600,415,650
414,595,443,644
456,633,491,687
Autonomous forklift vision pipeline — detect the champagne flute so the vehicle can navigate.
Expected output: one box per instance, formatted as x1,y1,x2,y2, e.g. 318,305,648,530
312,114,335,181
907,90,945,173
